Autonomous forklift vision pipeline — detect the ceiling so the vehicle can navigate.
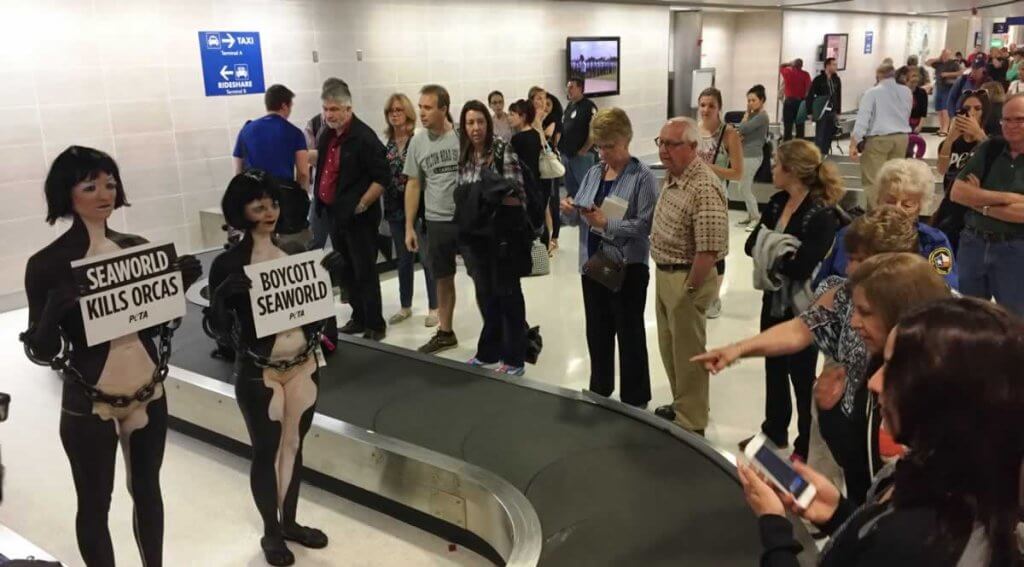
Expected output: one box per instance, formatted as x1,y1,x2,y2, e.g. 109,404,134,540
572,0,1024,16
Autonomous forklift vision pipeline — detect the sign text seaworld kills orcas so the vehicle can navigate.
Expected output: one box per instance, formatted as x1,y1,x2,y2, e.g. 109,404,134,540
243,250,335,338
71,242,185,346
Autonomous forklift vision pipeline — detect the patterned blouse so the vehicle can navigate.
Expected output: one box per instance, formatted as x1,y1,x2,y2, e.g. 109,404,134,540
383,136,411,222
455,137,526,202
798,276,869,417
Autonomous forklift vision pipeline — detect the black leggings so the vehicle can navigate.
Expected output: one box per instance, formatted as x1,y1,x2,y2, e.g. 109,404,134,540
60,396,168,567
235,371,318,538
548,179,562,241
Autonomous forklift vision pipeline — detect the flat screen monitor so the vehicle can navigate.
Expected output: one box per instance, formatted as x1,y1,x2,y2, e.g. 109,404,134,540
823,33,849,71
566,37,621,97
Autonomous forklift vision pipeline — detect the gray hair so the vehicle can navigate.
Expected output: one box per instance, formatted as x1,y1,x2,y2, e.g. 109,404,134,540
876,158,934,210
877,63,896,79
322,82,352,106
321,77,348,94
667,116,700,145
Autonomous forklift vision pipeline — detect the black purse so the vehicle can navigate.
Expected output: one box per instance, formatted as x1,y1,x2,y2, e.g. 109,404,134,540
583,244,626,292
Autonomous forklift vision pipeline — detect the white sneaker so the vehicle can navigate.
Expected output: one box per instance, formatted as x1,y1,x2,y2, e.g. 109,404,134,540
424,311,439,327
707,298,722,319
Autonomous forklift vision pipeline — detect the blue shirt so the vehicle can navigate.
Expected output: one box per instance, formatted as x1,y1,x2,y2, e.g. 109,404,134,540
814,222,959,290
945,74,982,116
851,78,912,141
561,157,658,273
232,114,307,181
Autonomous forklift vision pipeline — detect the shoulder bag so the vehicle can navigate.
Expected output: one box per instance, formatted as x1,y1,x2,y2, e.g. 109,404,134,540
537,129,566,179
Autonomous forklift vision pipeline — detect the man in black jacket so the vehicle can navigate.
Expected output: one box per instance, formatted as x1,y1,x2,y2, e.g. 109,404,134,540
806,58,842,156
314,82,390,340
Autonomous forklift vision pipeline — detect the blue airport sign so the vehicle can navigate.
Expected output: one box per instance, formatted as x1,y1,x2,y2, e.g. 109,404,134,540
198,31,265,97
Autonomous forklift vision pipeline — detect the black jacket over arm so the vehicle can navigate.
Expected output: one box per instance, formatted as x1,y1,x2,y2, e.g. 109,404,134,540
313,114,390,229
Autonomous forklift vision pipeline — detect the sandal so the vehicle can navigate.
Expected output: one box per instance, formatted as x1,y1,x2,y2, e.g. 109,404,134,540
260,536,295,566
282,524,329,549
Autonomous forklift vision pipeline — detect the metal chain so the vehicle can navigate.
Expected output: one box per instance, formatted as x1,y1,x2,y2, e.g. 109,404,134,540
233,322,324,371
21,320,180,408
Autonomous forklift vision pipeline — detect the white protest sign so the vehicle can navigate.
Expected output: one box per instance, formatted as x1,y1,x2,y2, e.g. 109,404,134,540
71,242,185,347
243,250,334,339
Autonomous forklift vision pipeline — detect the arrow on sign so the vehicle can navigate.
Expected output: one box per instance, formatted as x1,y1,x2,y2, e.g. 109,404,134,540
223,33,236,49
219,65,234,81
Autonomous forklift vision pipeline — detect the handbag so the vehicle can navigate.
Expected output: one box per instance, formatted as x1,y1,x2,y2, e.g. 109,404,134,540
582,244,626,292
537,130,566,179
528,239,550,276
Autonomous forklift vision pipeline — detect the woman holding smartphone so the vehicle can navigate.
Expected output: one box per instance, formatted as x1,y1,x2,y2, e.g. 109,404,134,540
739,298,1024,567
933,90,990,253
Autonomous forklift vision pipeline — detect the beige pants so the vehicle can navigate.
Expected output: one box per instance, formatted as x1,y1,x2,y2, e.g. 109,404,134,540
655,267,719,431
860,133,909,209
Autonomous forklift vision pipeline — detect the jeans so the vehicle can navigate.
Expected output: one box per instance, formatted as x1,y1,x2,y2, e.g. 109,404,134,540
958,230,1024,317
388,219,437,310
308,201,334,251
814,113,837,157
561,152,596,198
730,155,762,220
782,97,805,140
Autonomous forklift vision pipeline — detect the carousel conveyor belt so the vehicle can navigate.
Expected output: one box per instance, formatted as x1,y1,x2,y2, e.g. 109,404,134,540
165,250,813,566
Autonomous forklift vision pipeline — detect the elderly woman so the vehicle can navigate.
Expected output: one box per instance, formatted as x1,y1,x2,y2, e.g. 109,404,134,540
559,108,657,409
815,158,958,290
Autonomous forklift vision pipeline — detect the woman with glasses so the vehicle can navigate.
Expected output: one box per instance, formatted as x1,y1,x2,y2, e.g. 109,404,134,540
559,108,657,409
933,90,989,253
382,93,439,327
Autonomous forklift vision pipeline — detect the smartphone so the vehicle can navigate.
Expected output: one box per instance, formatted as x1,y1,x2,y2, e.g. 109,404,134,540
743,433,817,509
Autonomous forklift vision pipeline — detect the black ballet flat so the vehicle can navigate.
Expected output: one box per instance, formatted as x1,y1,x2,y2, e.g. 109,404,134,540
260,535,295,566
282,524,329,549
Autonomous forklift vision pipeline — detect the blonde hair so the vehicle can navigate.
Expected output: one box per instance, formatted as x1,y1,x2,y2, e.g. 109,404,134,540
528,86,546,101
775,140,844,206
982,81,1006,104
590,107,633,145
844,205,918,257
848,252,952,331
383,93,416,139
875,158,934,211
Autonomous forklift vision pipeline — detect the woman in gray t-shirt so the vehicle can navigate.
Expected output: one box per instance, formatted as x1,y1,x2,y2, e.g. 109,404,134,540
733,84,770,228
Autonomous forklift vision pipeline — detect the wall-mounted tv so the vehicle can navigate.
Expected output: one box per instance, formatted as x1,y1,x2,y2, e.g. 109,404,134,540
823,33,849,71
567,37,621,97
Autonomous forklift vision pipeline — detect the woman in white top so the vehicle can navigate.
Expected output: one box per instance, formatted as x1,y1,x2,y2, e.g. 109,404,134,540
696,86,744,318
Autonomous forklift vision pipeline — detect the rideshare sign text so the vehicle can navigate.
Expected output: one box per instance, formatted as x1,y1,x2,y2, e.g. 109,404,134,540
243,250,334,339
198,31,265,97
71,242,186,346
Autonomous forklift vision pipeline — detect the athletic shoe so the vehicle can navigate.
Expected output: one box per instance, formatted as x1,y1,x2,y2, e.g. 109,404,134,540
466,357,500,370
496,364,525,376
418,330,457,354
388,309,412,325
424,311,439,327
707,298,722,319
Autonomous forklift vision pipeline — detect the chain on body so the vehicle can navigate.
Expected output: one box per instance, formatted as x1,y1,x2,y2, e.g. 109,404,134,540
21,319,180,408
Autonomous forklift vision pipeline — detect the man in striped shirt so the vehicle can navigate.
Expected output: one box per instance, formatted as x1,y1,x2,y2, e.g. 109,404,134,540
650,117,729,435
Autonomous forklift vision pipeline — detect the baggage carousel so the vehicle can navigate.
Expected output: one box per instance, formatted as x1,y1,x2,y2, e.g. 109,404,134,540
165,250,814,566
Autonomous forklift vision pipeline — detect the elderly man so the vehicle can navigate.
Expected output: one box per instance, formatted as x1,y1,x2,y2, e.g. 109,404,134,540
951,93,1024,316
650,117,729,435
314,82,390,340
850,63,912,209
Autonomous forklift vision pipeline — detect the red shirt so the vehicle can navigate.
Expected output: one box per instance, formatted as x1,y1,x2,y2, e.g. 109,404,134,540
316,122,350,206
780,66,811,99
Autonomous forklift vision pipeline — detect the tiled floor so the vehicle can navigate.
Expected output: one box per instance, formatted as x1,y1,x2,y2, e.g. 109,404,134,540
0,134,945,565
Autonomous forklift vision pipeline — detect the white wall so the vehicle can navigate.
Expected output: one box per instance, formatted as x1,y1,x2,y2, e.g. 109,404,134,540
698,11,783,120
781,11,947,113
0,0,669,298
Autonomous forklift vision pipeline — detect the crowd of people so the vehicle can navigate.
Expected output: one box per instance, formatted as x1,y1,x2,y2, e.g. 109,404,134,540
17,50,1024,567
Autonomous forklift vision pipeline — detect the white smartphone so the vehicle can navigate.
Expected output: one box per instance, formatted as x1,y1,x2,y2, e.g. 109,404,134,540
743,433,817,509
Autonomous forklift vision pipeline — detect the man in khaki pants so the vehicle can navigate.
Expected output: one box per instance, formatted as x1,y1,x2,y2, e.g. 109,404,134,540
650,118,729,434
850,63,911,209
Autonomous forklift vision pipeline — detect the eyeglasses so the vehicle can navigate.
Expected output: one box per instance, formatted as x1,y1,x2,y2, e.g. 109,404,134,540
1000,117,1024,126
654,137,688,149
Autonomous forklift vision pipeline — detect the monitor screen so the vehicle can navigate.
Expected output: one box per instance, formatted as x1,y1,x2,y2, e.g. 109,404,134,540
567,37,621,97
